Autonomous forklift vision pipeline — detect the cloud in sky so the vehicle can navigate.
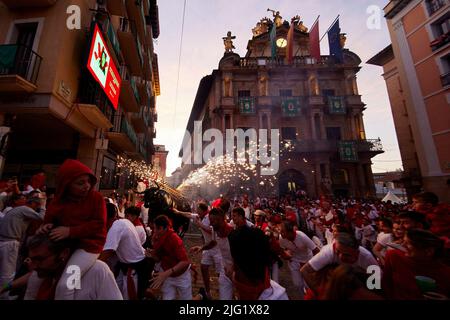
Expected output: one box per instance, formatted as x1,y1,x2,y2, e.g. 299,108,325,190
153,0,402,176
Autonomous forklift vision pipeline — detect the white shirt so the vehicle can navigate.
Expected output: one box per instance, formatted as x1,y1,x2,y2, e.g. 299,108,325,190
259,280,289,300
377,232,392,245
376,232,393,257
325,228,334,245
25,260,123,300
135,225,147,245
140,206,149,225
279,231,317,264
104,219,145,264
197,214,214,243
368,210,379,221
242,206,251,220
362,225,377,242
308,244,379,271
215,229,233,269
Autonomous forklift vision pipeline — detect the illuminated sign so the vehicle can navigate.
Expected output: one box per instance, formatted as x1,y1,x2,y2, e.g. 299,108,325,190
87,24,121,110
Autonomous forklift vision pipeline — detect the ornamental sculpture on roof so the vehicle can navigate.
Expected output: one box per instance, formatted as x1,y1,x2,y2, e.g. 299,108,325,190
252,12,309,38
267,8,283,27
222,31,236,53
252,17,271,37
291,15,309,33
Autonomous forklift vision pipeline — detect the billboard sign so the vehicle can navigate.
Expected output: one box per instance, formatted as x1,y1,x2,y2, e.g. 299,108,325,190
87,24,121,110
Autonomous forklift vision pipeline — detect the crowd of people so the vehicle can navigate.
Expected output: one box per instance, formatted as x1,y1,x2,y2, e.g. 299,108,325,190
0,159,449,300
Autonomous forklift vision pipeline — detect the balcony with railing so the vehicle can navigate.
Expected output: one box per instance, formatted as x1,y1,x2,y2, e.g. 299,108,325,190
355,139,384,153
441,72,450,87
285,138,383,155
131,106,147,133
149,0,160,39
238,56,333,69
426,0,447,16
105,115,138,153
142,106,150,127
152,53,160,96
118,65,140,113
136,79,151,105
126,0,147,46
143,48,153,82
75,74,114,130
117,18,143,77
430,31,450,51
0,44,42,93
1,0,56,9
287,140,338,153
102,17,122,67
139,140,148,161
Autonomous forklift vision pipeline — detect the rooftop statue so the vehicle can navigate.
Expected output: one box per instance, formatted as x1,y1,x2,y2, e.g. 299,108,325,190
291,15,308,32
267,8,283,27
252,17,270,37
222,31,236,53
340,33,347,48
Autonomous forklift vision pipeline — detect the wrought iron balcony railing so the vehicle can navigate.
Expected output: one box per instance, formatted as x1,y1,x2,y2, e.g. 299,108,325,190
0,44,42,84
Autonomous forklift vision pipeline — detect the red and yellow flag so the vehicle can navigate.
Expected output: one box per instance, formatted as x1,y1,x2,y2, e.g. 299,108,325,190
309,19,321,61
286,22,295,64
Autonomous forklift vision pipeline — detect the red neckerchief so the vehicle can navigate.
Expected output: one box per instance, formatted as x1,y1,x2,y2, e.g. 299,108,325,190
35,268,64,300
217,223,233,238
36,277,57,300
233,268,271,300
133,218,143,227
152,228,175,252
256,221,268,231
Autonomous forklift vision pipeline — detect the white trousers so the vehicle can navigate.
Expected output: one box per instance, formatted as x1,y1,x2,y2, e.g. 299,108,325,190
288,260,305,299
0,240,20,300
218,272,234,300
161,267,192,300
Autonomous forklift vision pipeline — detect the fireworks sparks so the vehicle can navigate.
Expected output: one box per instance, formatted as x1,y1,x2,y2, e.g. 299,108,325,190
116,156,157,181
177,140,302,192
116,156,186,200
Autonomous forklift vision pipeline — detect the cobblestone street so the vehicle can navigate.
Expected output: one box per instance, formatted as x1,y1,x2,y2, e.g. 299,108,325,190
183,226,302,300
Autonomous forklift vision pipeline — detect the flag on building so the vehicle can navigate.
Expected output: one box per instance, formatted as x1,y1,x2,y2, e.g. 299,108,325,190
328,17,343,63
328,96,346,114
270,22,277,59
282,98,300,117
339,141,358,161
309,18,320,61
286,21,295,64
239,97,256,114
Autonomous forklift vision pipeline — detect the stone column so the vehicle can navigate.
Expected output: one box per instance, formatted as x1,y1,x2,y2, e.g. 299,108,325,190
357,163,366,196
359,113,366,140
223,73,233,97
319,112,326,139
350,112,357,140
310,112,317,140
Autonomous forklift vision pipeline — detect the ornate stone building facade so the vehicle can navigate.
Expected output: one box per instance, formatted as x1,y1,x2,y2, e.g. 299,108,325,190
182,14,383,198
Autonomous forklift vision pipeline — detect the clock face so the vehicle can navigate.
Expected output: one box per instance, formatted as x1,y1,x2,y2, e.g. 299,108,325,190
276,37,287,48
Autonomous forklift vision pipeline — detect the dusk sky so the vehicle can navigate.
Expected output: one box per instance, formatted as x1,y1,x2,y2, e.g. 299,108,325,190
153,0,402,177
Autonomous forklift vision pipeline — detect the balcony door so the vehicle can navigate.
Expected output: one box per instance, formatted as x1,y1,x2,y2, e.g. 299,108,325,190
13,22,38,79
